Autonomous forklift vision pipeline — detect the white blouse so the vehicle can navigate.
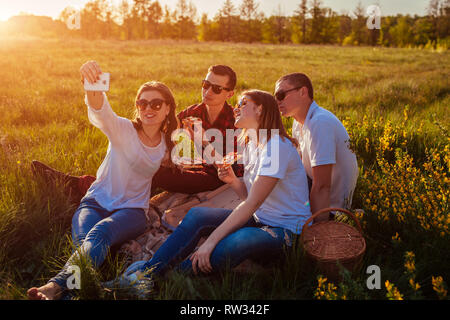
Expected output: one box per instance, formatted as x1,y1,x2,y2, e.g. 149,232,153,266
83,93,166,212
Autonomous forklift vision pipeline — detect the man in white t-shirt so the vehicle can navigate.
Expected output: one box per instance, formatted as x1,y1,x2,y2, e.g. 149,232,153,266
274,73,358,222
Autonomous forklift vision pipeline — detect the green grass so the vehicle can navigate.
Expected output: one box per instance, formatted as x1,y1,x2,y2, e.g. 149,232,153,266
0,38,448,300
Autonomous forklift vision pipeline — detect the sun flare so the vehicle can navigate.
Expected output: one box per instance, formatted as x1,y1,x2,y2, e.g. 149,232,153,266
0,6,20,22
0,13,11,22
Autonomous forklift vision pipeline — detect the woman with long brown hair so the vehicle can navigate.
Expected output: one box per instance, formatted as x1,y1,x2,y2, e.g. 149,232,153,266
27,61,178,300
112,89,311,289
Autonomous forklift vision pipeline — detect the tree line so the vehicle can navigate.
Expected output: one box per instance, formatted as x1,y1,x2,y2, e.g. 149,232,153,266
1,0,449,48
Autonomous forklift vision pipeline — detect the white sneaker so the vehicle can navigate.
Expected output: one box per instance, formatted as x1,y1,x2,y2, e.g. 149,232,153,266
124,260,148,276
102,263,153,299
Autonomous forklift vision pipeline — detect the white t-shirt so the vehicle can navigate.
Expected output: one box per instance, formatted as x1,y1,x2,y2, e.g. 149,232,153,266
291,101,358,209
83,93,166,212
243,134,311,234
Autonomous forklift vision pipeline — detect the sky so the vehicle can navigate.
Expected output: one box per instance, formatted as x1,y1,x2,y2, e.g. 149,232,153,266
0,0,430,22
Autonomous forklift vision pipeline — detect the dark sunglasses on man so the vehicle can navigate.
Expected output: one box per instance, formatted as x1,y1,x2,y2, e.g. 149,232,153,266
202,80,231,95
275,86,304,101
136,98,165,111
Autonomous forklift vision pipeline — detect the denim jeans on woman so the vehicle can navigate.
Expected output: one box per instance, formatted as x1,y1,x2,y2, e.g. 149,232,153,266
49,197,147,289
140,207,295,276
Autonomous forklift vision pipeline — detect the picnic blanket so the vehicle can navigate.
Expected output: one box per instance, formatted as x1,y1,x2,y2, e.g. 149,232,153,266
117,182,264,273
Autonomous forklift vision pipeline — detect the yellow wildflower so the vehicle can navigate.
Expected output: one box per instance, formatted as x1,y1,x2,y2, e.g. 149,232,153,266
432,276,448,300
385,280,403,300
408,278,421,291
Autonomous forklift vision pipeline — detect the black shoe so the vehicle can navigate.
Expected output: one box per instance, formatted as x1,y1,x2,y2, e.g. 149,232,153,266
31,160,82,205
31,160,68,183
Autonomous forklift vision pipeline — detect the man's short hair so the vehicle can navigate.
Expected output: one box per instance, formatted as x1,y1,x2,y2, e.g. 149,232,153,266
208,65,237,91
277,73,314,100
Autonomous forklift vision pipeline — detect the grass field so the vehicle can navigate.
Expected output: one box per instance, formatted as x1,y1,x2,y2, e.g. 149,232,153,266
0,38,448,300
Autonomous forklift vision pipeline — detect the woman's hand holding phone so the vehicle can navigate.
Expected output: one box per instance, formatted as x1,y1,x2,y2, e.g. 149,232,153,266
80,60,105,110
80,61,102,85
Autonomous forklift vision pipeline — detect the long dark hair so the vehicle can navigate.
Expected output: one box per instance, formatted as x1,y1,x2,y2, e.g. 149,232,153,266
132,81,179,159
239,89,298,148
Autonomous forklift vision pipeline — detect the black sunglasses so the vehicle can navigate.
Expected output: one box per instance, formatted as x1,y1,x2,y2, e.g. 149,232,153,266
136,98,165,111
275,86,303,101
202,80,231,94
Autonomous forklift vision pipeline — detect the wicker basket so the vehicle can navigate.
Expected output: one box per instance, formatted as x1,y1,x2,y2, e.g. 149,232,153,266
301,207,366,282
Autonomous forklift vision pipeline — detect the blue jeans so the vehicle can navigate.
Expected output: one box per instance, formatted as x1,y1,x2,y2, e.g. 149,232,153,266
141,207,294,275
49,197,147,289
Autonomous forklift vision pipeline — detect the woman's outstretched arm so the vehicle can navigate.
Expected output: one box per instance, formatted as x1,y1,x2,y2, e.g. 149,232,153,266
80,61,130,146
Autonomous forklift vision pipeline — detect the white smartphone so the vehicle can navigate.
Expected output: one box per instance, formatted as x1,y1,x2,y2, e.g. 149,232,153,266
84,72,110,92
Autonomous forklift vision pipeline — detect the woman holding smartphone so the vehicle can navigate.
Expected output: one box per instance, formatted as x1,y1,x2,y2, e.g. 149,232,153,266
114,90,311,289
27,61,178,300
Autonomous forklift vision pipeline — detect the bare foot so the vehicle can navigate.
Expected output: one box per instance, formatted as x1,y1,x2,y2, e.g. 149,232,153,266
27,282,63,300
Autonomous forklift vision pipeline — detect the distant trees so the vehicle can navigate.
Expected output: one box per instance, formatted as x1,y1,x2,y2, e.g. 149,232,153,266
117,0,132,39
1,0,448,49
297,0,308,43
413,17,434,46
200,0,265,43
201,0,241,42
79,0,113,39
308,0,323,43
218,0,238,41
428,0,450,41
262,5,291,44
133,0,163,39
239,0,263,42
1,15,67,38
173,0,197,39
